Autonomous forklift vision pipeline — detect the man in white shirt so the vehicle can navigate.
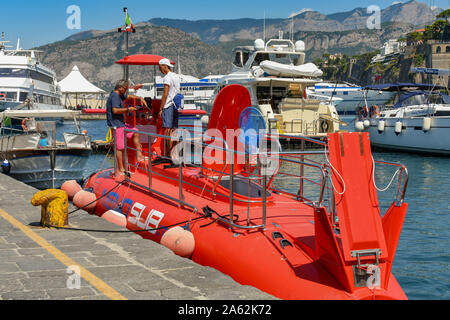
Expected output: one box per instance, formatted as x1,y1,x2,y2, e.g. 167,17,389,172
158,58,181,156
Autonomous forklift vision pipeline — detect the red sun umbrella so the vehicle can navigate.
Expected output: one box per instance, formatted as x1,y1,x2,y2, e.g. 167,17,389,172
115,54,176,66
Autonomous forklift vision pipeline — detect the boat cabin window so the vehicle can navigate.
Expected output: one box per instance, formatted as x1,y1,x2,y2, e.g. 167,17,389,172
33,94,44,104
435,110,450,116
30,70,53,85
0,68,28,78
0,92,17,101
233,52,244,68
256,86,287,113
252,53,271,67
242,52,250,66
156,88,164,97
19,92,29,102
270,53,301,66
0,68,53,84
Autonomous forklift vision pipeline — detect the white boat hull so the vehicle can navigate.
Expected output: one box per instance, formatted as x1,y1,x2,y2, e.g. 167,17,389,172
367,117,450,155
4,149,90,189
307,88,395,114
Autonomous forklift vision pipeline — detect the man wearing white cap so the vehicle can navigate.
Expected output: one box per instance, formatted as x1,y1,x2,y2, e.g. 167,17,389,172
158,58,181,156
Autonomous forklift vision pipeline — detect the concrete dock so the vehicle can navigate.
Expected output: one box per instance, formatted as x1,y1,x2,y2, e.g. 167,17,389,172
0,173,275,301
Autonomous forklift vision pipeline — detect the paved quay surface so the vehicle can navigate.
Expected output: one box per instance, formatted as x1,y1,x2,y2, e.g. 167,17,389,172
0,173,275,300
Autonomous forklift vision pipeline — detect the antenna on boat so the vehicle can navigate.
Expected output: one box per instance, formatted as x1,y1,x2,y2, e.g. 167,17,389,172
263,10,266,44
290,16,294,42
118,7,136,83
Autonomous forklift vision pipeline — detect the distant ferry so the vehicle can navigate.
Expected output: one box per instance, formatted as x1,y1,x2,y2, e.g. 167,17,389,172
0,37,63,112
306,83,395,115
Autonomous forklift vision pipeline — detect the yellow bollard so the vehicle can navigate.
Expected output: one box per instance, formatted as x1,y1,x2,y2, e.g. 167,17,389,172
31,189,69,228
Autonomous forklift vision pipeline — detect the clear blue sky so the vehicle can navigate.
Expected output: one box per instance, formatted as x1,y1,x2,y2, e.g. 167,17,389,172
1,0,448,49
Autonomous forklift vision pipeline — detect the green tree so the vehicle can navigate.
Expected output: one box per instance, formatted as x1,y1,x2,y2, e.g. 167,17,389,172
407,31,424,42
437,9,450,20
424,20,449,40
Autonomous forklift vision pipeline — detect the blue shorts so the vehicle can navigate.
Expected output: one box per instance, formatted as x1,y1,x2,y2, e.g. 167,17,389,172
162,104,179,129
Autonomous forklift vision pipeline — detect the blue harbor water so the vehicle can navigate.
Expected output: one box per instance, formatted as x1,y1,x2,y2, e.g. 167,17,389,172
65,119,449,300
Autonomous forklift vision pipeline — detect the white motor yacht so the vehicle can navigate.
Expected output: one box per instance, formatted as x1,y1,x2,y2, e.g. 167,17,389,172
0,36,63,112
355,81,450,156
306,82,395,115
204,34,344,139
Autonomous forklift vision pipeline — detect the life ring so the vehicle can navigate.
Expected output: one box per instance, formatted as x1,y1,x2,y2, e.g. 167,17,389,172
0,93,6,100
21,118,30,131
320,120,329,133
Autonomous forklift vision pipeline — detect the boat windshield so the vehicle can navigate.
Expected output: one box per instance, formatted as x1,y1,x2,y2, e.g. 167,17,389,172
395,92,450,108
399,94,427,107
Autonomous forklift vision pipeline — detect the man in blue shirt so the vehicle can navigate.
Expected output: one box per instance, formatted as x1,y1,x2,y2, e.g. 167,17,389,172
107,80,147,174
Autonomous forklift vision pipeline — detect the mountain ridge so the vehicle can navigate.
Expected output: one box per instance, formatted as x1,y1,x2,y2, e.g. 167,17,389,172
64,1,442,45
37,1,442,90
145,0,442,43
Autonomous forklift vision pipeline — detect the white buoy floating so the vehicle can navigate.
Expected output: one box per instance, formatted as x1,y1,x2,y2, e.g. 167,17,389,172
363,120,371,129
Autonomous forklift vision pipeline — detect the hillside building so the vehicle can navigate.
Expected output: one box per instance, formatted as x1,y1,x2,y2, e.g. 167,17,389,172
372,39,407,63
426,40,450,87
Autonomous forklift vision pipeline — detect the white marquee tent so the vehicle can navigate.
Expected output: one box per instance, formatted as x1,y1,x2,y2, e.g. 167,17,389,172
59,65,106,109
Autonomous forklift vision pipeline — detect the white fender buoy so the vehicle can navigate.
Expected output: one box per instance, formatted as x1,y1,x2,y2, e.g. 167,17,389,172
355,121,365,131
252,67,265,77
61,180,82,200
160,226,195,258
101,210,127,228
73,190,97,212
378,120,385,133
395,121,403,135
423,117,432,132
201,115,209,126
363,120,371,129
